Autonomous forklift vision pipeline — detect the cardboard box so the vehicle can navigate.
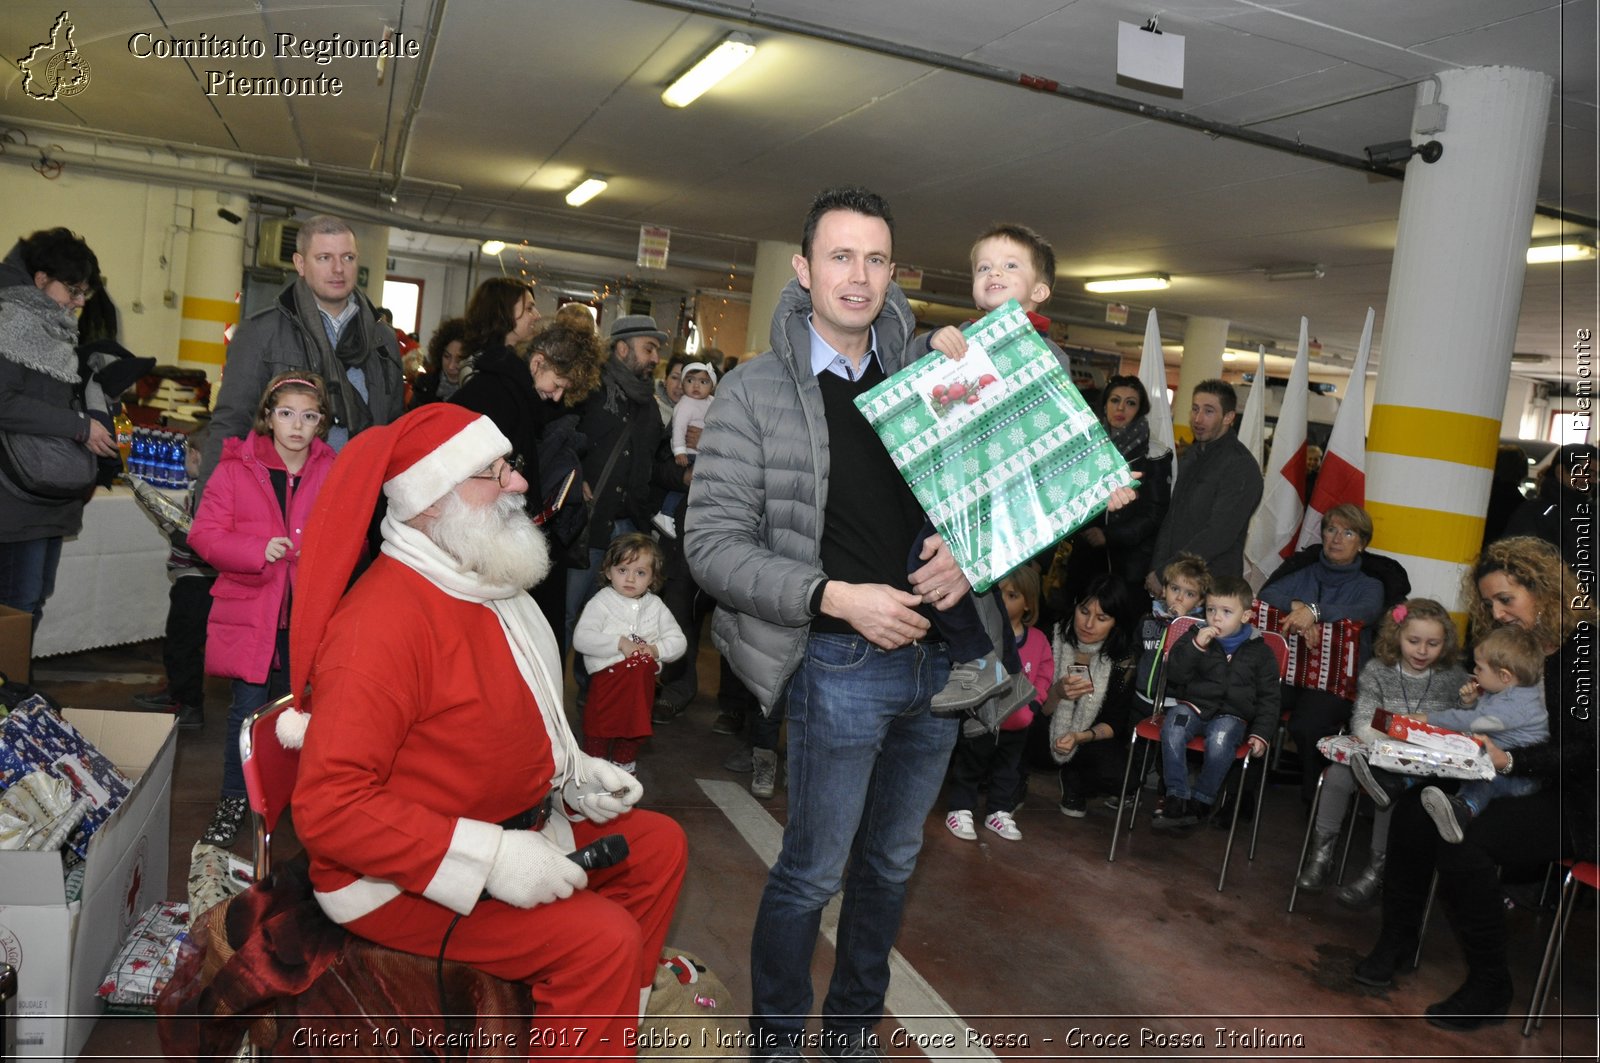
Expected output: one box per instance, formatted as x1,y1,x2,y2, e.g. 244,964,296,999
0,709,175,1059
0,604,30,684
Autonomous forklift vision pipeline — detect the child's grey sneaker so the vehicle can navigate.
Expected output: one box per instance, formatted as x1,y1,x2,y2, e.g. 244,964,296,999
930,652,1009,716
1350,752,1395,810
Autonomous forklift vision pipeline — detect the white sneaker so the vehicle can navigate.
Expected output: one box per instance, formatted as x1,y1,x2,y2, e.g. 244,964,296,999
945,809,977,840
651,512,677,539
984,810,1022,841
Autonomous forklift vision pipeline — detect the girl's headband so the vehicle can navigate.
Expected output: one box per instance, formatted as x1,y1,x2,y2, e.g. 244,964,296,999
273,377,320,391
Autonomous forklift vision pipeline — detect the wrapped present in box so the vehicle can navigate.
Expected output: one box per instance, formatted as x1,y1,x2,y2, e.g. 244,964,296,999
853,300,1134,592
1317,732,1493,782
1251,601,1362,702
1370,706,1481,756
1368,737,1494,781
0,697,133,856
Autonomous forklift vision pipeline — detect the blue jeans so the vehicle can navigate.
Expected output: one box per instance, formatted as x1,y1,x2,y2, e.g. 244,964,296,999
1161,709,1248,806
1457,772,1540,817
221,629,290,798
0,536,64,632
749,634,955,1051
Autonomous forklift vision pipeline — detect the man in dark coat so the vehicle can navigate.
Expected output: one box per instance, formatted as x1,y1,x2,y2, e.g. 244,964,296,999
199,215,402,486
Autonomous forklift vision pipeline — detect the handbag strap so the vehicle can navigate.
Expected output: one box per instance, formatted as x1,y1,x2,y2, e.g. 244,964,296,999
588,425,632,510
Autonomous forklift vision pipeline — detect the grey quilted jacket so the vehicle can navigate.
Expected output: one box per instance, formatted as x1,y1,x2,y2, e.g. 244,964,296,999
685,278,919,710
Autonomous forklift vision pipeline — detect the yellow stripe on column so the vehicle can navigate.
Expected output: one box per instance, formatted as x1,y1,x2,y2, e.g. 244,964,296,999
179,339,227,364
1367,501,1485,564
1369,405,1500,468
182,296,239,324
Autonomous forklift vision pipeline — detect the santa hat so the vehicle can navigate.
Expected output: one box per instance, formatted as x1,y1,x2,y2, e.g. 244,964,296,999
280,404,511,747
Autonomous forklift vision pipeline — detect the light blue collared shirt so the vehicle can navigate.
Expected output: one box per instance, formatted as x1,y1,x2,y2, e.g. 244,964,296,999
318,296,366,450
807,315,881,381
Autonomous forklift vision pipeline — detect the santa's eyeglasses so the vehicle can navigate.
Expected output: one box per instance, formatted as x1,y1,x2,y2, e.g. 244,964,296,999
467,455,525,488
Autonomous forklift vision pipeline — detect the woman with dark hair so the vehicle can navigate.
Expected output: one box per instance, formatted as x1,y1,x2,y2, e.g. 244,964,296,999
451,320,603,634
0,227,118,628
1046,573,1141,816
409,316,468,407
1058,374,1172,609
459,277,540,386
1355,537,1595,1030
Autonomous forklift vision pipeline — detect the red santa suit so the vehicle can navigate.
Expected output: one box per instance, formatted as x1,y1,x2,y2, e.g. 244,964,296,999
287,407,687,1063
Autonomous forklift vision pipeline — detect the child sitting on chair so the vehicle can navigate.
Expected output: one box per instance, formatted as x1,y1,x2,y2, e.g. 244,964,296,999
1151,576,1280,830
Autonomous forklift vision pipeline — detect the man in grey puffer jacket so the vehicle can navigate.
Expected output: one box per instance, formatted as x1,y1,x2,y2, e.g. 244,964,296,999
686,188,970,1062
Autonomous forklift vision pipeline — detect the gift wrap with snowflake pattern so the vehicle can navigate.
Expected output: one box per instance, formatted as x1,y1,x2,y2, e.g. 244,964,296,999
853,300,1134,593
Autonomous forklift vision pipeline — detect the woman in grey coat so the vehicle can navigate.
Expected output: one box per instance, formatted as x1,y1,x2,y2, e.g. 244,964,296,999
0,228,117,629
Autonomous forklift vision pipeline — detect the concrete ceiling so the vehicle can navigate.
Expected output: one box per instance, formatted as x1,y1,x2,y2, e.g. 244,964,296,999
2,0,1594,381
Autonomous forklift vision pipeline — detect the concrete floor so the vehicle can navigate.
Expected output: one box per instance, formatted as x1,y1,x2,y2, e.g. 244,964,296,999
31,635,1595,1061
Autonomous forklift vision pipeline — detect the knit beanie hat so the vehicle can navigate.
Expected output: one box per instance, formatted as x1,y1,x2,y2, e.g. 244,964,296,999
280,404,511,747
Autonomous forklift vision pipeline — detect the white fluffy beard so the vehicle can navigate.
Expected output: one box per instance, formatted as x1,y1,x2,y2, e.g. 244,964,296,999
426,490,552,590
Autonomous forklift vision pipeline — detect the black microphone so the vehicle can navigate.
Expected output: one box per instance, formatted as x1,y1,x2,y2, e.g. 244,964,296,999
567,834,629,870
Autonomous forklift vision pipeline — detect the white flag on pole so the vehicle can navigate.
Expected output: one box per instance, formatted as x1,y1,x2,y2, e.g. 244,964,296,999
1297,308,1375,548
1244,318,1311,590
1236,348,1268,467
1137,309,1175,487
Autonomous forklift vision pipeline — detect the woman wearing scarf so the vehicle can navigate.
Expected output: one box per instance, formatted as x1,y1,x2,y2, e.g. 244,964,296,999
0,228,118,629
1059,375,1172,609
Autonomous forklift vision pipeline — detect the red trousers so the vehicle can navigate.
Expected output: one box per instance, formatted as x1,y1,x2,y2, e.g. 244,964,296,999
345,809,687,1061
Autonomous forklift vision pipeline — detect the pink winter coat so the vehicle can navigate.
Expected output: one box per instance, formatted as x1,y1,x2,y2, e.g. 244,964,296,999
190,432,335,683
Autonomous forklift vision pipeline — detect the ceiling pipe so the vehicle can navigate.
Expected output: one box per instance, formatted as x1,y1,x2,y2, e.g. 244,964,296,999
383,0,449,199
637,0,1594,229
0,146,753,277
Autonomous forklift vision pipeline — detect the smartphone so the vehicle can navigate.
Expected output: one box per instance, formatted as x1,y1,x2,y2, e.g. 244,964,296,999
1068,664,1090,681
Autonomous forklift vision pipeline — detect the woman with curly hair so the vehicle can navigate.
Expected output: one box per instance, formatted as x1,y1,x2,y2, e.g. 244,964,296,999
1353,536,1596,1030
451,319,602,634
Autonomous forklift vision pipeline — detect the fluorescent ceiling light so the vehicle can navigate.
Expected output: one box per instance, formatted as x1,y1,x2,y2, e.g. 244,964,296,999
1266,265,1325,282
1526,239,1595,264
1084,273,1170,294
480,239,506,255
565,176,609,207
661,33,756,108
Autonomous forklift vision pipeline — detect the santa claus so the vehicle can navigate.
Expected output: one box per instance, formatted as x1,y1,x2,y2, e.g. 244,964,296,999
286,403,686,1058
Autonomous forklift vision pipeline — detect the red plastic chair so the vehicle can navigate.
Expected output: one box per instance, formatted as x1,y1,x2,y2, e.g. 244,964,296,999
238,694,300,881
1523,859,1599,1036
1108,619,1289,892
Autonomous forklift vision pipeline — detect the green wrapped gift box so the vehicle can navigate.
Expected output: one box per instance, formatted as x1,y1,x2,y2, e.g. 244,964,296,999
854,300,1133,592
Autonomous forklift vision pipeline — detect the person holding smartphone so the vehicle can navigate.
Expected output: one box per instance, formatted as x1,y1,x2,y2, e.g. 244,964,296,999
1047,575,1140,817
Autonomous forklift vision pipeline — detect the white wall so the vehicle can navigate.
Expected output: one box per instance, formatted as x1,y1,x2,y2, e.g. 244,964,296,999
0,159,196,365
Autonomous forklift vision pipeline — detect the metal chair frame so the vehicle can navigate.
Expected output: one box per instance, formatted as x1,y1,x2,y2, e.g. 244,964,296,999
1523,859,1598,1037
238,693,299,881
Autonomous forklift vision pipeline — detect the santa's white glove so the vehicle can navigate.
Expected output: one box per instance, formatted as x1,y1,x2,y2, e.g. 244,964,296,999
482,829,587,909
563,758,644,824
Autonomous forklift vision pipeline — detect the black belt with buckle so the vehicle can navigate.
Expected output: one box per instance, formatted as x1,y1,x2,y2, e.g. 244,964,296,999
499,792,555,832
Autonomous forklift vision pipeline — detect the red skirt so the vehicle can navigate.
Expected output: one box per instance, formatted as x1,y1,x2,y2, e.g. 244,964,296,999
585,653,657,738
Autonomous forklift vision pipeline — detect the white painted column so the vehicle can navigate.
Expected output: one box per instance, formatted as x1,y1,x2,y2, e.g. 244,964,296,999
1175,315,1229,440
747,239,800,358
1366,66,1552,623
177,192,246,370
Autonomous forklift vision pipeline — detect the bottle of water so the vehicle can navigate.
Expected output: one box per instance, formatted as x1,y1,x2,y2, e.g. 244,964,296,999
130,428,148,480
155,431,175,488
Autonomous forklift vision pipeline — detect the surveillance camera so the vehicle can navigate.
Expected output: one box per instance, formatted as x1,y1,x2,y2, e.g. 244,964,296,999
217,207,243,225
1364,140,1416,166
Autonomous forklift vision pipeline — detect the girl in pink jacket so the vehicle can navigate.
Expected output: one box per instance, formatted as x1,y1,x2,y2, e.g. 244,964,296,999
189,372,335,845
